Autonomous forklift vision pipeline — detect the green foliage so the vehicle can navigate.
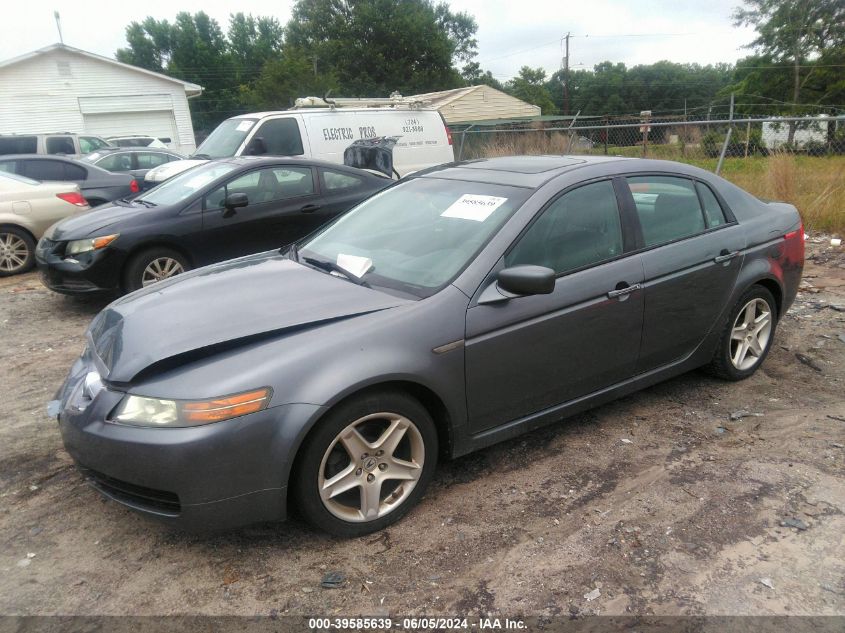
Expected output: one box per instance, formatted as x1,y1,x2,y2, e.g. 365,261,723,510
117,2,481,133
285,0,476,95
460,62,503,90
505,67,555,115
546,61,733,116
730,0,845,128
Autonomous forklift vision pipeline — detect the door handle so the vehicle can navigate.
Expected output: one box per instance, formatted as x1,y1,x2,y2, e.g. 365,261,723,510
714,249,739,263
607,283,642,299
300,204,322,213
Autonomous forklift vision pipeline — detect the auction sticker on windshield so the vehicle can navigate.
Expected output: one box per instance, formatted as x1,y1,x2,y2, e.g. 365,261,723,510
236,120,255,132
441,194,508,222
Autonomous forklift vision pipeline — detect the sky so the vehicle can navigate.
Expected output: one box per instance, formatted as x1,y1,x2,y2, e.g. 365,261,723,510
0,0,757,80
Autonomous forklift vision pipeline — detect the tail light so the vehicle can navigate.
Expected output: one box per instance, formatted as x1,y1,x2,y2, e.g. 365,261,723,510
129,179,140,193
56,192,88,207
784,221,804,241
445,127,453,145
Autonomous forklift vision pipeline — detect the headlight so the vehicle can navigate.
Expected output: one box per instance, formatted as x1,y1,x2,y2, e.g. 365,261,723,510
111,387,272,427
66,234,119,256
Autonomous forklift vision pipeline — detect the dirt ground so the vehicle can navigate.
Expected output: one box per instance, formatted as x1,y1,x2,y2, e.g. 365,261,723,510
1,241,843,618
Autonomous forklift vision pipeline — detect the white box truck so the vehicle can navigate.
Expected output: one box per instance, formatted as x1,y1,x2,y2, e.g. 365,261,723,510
145,95,455,186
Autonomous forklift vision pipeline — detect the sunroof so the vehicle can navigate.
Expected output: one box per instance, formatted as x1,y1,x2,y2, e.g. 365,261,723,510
462,156,586,174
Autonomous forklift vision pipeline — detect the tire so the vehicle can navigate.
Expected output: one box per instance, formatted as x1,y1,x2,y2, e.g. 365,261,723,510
123,247,190,292
704,285,778,381
0,226,36,277
293,390,438,537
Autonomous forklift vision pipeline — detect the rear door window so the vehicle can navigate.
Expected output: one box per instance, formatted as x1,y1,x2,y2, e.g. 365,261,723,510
63,163,87,181
22,159,66,181
626,176,707,247
252,118,304,156
320,168,365,191
0,137,37,154
46,136,76,155
696,182,728,228
136,152,173,169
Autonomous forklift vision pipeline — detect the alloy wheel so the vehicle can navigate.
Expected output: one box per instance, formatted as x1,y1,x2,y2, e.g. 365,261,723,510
730,298,772,371
141,257,184,287
318,412,425,522
0,232,30,273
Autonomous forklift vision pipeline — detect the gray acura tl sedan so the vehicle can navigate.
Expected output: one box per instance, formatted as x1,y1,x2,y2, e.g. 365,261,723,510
51,156,804,536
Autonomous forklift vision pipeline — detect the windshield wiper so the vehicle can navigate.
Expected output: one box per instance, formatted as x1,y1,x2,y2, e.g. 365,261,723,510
133,199,157,208
192,153,212,160
302,255,369,286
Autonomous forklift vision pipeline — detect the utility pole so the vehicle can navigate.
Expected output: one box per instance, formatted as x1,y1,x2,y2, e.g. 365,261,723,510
54,11,63,44
561,32,571,117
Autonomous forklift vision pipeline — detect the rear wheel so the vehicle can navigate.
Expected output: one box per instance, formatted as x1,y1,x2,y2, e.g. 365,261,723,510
0,226,35,277
124,247,189,292
705,285,777,381
293,391,438,537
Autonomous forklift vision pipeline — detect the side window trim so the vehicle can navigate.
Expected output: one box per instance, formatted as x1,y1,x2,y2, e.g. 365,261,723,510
503,176,629,280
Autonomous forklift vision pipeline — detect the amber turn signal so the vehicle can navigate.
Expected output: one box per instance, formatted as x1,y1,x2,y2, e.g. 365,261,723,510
182,388,272,422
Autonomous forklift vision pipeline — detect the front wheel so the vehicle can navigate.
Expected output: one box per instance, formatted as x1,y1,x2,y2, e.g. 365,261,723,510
293,391,438,537
0,226,35,277
123,247,189,292
705,285,777,381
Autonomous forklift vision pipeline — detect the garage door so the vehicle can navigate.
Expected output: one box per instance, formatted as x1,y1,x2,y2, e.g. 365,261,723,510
83,110,178,142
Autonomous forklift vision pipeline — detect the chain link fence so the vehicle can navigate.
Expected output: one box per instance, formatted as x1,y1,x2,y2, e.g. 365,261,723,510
453,116,845,170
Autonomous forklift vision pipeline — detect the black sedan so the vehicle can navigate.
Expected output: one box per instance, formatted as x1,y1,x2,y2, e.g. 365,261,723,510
36,157,390,294
50,156,803,536
0,155,139,207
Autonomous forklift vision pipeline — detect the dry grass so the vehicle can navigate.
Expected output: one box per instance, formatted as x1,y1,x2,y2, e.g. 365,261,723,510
723,154,845,234
471,136,845,234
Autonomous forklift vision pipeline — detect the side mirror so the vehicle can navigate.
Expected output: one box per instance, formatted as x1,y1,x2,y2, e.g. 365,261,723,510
498,265,556,296
245,136,267,156
224,192,249,213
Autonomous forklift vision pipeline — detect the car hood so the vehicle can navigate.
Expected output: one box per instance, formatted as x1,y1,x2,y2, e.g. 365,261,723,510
45,202,152,240
87,252,412,382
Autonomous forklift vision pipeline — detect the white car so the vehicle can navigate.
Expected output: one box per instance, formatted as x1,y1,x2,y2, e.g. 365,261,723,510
107,135,169,149
143,159,206,189
0,172,89,276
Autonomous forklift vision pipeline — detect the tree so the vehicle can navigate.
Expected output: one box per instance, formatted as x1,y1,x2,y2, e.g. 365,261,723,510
243,48,338,110
227,13,284,85
733,0,845,140
505,67,555,115
285,0,478,96
460,61,503,90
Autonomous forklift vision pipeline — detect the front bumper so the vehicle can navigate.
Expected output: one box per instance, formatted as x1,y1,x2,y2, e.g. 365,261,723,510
54,355,324,530
35,238,122,295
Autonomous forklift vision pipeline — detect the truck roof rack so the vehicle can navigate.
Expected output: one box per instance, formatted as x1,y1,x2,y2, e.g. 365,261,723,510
293,92,431,110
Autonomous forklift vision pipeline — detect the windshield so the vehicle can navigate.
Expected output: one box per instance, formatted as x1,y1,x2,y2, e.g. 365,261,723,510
138,162,237,206
194,118,258,159
300,178,531,298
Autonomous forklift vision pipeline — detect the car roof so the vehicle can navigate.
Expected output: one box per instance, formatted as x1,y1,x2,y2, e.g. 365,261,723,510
0,154,83,162
86,147,178,155
413,155,630,188
214,155,381,174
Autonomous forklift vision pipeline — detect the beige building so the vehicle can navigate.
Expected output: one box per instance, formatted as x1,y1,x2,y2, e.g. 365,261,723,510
409,85,541,124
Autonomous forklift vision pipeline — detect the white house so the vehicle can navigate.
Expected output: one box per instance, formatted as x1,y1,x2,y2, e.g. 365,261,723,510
0,43,202,153
408,85,541,124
